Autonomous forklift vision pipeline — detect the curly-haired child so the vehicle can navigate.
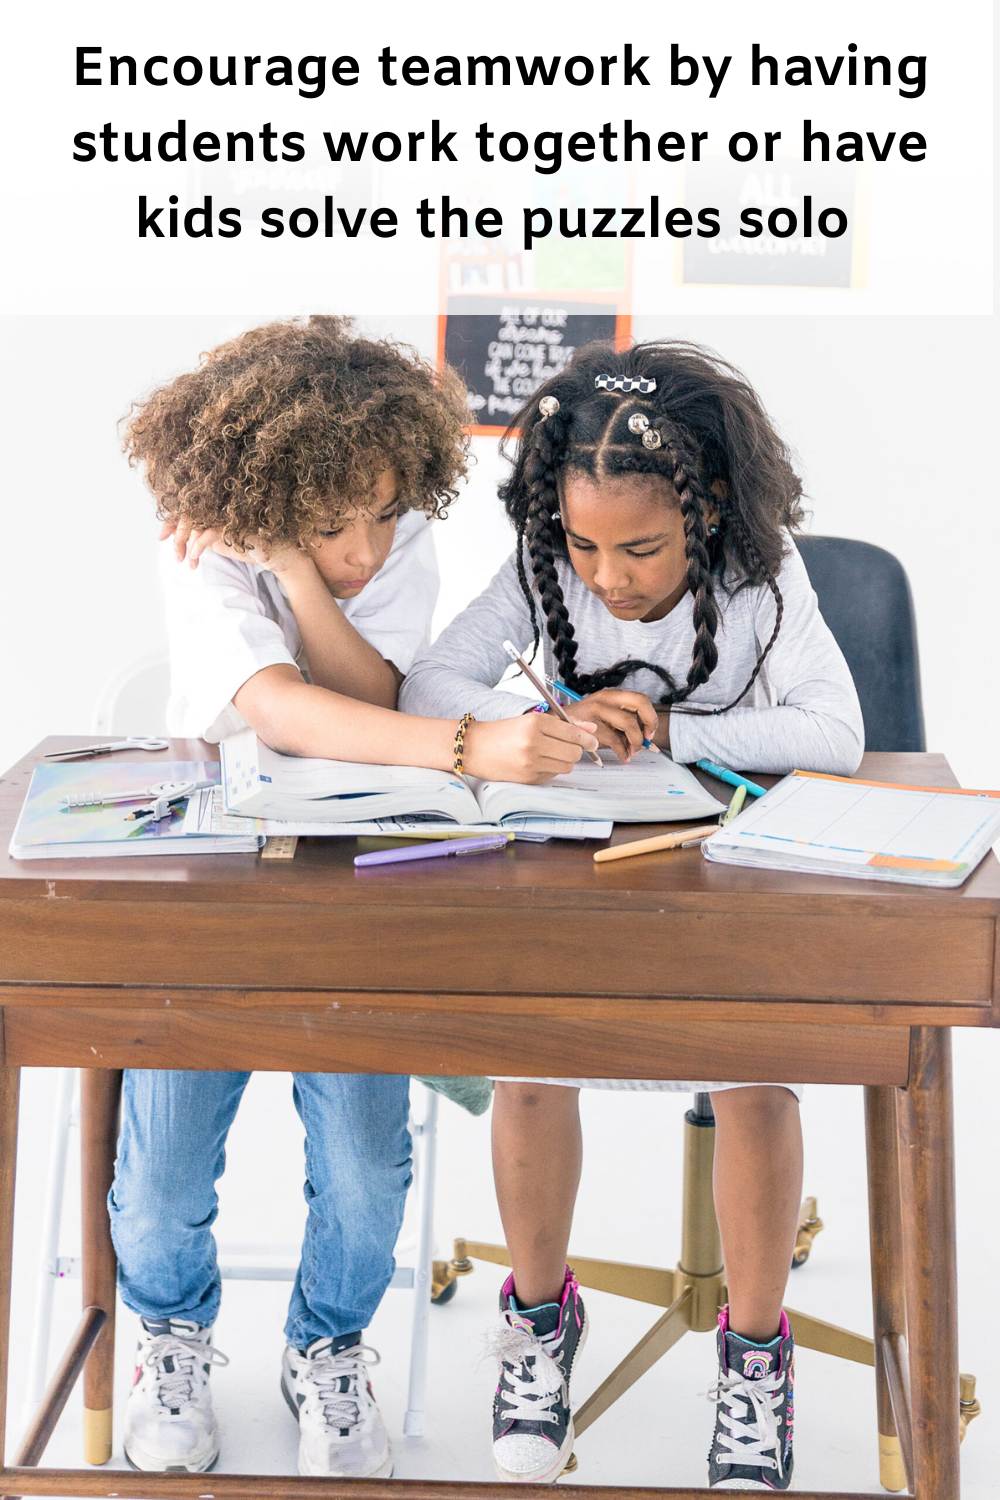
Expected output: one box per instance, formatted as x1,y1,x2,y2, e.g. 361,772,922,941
116,317,600,1482
401,338,865,1489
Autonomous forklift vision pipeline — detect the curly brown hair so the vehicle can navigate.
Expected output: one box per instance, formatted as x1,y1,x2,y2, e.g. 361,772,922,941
124,316,470,548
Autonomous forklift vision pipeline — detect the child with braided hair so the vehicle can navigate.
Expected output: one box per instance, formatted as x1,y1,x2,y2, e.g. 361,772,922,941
400,338,864,1490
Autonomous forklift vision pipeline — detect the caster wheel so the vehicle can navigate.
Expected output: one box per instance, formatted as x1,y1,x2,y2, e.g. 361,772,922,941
432,1276,458,1305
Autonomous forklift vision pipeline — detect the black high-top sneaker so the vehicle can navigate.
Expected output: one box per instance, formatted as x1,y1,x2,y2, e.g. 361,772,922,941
491,1266,587,1484
708,1307,795,1490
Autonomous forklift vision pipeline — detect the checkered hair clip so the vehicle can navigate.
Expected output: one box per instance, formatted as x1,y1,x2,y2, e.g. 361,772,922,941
595,374,657,394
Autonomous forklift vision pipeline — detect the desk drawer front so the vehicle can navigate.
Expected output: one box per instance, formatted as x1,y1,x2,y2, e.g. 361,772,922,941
0,900,993,1007
0,1004,912,1085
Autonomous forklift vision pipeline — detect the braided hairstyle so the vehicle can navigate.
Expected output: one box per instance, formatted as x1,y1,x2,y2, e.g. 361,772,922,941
499,339,804,715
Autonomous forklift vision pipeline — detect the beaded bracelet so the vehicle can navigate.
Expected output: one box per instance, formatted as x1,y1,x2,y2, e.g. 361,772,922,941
453,712,475,776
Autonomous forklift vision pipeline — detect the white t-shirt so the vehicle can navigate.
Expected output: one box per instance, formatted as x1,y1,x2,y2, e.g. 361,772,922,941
400,535,864,776
162,509,439,741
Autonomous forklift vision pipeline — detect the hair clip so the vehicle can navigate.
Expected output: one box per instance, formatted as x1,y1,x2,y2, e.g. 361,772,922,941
538,395,560,418
595,374,657,395
627,413,649,434
641,428,662,450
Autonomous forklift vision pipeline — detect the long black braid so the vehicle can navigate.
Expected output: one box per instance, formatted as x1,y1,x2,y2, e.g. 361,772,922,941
499,339,804,715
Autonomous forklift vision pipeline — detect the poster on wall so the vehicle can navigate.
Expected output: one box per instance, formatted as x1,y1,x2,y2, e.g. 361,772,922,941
681,160,862,288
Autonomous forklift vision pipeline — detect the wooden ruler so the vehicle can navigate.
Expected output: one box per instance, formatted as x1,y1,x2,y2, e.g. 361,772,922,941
260,835,299,860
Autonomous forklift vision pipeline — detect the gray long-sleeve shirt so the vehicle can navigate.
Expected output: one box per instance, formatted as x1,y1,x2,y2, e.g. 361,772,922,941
400,536,865,776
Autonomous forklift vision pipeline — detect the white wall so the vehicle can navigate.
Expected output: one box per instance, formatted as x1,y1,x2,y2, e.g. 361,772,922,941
2,313,997,785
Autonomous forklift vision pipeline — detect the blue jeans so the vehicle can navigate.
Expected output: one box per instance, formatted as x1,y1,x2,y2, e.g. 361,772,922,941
109,1070,412,1347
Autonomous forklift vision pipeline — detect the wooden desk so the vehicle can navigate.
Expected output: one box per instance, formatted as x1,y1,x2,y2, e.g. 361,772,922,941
0,738,997,1499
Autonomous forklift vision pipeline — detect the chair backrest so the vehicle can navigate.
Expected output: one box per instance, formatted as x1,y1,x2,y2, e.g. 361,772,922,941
795,536,926,753
91,652,171,738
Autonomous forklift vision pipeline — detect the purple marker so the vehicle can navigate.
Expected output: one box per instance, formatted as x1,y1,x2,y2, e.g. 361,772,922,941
354,834,512,868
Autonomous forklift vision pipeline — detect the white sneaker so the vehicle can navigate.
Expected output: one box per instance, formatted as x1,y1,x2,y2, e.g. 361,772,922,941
281,1338,393,1479
124,1319,227,1473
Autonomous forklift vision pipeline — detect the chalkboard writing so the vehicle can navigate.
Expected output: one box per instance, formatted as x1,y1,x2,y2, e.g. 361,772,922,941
440,296,627,434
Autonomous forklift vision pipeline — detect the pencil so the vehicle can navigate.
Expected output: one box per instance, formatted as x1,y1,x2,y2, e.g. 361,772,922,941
593,824,719,863
502,642,603,766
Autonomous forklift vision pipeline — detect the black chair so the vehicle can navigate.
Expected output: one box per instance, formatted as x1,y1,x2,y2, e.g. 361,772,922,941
796,535,926,752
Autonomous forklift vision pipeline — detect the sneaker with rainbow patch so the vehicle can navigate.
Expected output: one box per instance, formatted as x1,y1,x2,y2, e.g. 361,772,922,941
490,1267,587,1484
708,1306,795,1490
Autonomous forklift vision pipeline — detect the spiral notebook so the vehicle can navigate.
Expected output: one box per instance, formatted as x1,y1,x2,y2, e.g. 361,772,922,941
702,770,1000,888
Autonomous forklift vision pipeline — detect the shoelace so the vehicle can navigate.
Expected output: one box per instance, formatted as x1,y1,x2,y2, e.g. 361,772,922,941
144,1333,229,1413
489,1313,566,1426
306,1343,380,1433
708,1367,786,1477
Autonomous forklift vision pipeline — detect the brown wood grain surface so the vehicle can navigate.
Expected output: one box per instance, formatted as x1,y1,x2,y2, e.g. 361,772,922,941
0,1006,911,1083
1,740,998,1021
0,1473,892,1500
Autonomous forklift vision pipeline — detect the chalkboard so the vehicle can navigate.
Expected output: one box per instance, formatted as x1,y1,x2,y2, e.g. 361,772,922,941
440,296,629,435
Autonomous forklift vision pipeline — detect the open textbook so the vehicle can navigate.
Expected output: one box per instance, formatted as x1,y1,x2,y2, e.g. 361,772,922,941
221,729,726,829
702,770,1000,888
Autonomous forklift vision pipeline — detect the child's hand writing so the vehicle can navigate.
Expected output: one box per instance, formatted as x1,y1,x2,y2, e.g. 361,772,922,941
159,517,310,577
462,715,599,785
563,689,659,762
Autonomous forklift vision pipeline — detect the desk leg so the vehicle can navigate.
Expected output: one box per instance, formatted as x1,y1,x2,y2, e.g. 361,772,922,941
897,1028,959,1500
0,1065,20,1473
79,1071,122,1466
864,1086,910,1493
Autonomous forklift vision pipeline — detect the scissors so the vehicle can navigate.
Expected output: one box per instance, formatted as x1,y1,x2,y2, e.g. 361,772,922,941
44,737,169,762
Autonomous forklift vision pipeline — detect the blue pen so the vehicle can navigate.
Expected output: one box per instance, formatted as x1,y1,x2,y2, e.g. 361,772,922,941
695,759,767,798
546,675,659,753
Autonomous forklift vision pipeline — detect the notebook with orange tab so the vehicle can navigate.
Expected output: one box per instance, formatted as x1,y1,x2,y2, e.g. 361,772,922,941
701,770,1000,888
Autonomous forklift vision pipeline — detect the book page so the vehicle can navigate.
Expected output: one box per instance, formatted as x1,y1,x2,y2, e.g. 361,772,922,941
550,751,715,799
475,751,724,821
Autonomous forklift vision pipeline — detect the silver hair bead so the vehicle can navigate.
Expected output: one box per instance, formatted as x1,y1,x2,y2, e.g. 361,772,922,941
538,395,560,418
627,412,650,434
641,428,662,450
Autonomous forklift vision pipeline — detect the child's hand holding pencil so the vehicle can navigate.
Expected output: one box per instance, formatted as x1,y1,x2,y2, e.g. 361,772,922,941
547,678,661,763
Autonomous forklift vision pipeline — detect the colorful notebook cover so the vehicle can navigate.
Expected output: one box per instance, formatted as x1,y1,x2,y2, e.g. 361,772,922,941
9,760,258,858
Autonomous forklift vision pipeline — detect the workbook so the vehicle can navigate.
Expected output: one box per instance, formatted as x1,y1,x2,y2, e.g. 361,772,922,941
10,761,263,859
702,771,1000,888
221,729,726,829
